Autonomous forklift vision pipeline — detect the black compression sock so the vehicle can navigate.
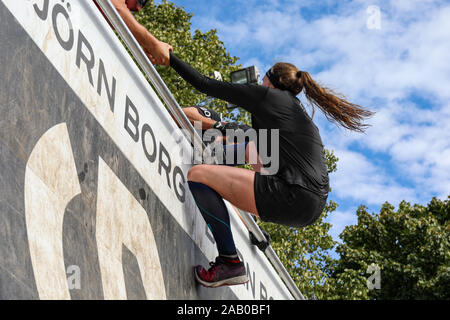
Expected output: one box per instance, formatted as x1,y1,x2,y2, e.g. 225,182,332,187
188,181,238,257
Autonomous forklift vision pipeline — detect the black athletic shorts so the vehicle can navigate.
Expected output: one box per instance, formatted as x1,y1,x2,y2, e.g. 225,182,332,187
254,172,327,228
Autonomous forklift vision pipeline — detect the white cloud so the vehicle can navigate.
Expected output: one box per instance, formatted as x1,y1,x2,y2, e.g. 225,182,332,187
326,208,358,243
179,0,450,208
329,149,417,206
326,99,450,203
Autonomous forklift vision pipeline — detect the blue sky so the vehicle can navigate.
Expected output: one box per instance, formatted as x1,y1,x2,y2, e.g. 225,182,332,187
164,0,450,242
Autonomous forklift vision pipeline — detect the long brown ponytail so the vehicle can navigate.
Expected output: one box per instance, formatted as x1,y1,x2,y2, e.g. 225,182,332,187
271,63,374,133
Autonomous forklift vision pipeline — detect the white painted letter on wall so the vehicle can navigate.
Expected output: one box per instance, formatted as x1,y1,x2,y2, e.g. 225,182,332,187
96,158,166,300
25,123,81,300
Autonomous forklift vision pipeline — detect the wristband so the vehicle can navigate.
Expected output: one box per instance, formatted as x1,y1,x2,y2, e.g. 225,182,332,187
213,121,224,131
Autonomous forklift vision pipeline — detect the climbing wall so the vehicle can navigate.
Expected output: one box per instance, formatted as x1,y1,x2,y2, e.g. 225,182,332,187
0,0,292,300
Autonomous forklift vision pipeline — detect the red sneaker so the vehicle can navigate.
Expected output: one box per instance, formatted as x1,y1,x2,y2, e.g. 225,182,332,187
194,256,249,288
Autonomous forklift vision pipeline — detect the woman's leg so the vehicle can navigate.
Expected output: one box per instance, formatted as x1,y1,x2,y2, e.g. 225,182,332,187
187,164,258,258
219,141,265,174
188,164,259,216
246,141,265,174
187,164,255,287
188,181,238,257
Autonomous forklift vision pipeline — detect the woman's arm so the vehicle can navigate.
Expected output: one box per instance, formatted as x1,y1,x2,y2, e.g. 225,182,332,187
109,0,172,66
182,107,217,130
170,53,267,114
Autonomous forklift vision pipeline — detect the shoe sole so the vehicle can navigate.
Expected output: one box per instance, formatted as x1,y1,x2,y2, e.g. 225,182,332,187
194,267,249,288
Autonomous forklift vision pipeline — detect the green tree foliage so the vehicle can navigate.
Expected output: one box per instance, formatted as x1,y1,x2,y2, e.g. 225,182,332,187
135,0,242,120
330,197,450,300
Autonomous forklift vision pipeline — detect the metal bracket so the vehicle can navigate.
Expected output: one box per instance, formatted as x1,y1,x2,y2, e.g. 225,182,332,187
249,227,271,252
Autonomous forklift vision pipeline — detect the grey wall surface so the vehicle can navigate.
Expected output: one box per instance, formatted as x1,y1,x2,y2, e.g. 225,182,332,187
0,1,237,300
